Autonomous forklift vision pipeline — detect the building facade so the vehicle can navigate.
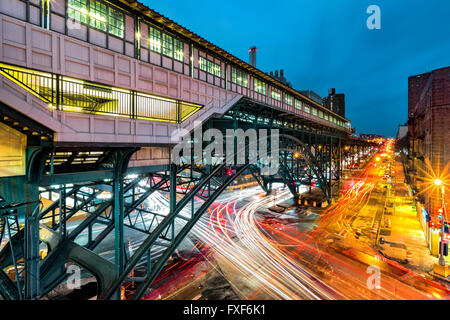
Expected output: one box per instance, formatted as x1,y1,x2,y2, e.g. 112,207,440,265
407,66,450,217
0,0,350,132
323,88,345,118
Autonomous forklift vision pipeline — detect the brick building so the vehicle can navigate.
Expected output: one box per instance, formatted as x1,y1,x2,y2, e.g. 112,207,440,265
407,66,450,217
323,88,345,118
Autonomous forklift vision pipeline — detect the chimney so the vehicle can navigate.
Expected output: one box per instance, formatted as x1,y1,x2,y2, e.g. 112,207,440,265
275,70,279,77
280,69,284,78
249,46,257,67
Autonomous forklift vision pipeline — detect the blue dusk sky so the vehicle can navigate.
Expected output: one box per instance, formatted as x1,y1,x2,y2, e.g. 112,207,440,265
141,0,450,137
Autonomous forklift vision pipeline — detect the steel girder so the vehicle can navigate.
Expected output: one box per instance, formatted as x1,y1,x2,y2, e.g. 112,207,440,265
209,100,345,204
99,162,252,300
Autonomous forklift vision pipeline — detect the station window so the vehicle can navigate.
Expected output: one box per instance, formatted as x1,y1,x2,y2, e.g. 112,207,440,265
199,57,207,72
109,8,124,38
294,99,302,110
231,68,248,87
173,38,184,62
199,57,221,77
324,114,329,121
304,104,310,113
312,108,318,116
68,0,88,24
149,27,162,53
89,1,107,31
162,33,173,57
271,90,281,101
319,110,324,118
209,61,221,77
285,94,293,105
254,78,266,95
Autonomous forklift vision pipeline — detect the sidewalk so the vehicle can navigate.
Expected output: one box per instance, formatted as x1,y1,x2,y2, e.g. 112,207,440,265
378,158,439,274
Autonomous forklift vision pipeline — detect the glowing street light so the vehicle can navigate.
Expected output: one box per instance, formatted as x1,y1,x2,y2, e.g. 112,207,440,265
433,178,446,266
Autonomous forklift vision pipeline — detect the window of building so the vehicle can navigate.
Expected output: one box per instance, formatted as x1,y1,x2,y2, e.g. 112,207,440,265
324,114,329,121
304,104,310,113
68,0,88,24
231,68,248,87
319,110,324,118
285,94,293,105
254,78,266,95
199,57,221,77
199,57,207,72
294,99,302,110
312,108,318,116
162,33,173,57
209,61,221,77
149,27,162,53
173,38,184,62
109,7,124,38
89,1,107,31
271,90,281,101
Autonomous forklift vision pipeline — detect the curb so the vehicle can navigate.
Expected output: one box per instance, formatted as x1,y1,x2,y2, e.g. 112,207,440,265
377,249,408,265
430,271,450,283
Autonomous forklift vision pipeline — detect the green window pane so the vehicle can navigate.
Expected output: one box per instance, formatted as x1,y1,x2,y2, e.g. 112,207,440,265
109,8,124,38
212,61,221,77
89,1,106,31
304,104,310,113
199,57,207,72
68,0,88,24
254,79,266,95
149,27,161,53
231,68,248,87
294,99,302,110
207,60,214,74
199,57,221,77
174,38,184,61
285,94,293,105
162,33,173,57
271,90,281,101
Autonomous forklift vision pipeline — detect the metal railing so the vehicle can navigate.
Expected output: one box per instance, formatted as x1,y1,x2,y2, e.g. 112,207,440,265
0,64,202,123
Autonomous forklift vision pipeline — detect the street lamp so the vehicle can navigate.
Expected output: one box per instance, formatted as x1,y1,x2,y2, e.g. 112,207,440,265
434,179,446,266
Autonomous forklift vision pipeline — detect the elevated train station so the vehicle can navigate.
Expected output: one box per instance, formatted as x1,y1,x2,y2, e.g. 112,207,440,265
0,0,376,300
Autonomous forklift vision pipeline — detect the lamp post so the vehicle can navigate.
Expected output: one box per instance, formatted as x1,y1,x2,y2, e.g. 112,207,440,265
434,179,446,266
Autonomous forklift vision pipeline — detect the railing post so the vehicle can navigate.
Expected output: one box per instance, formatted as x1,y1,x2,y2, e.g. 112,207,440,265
177,101,181,123
131,90,135,119
55,74,60,111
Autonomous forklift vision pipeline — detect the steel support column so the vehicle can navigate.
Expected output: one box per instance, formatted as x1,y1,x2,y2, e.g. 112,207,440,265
24,203,40,300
